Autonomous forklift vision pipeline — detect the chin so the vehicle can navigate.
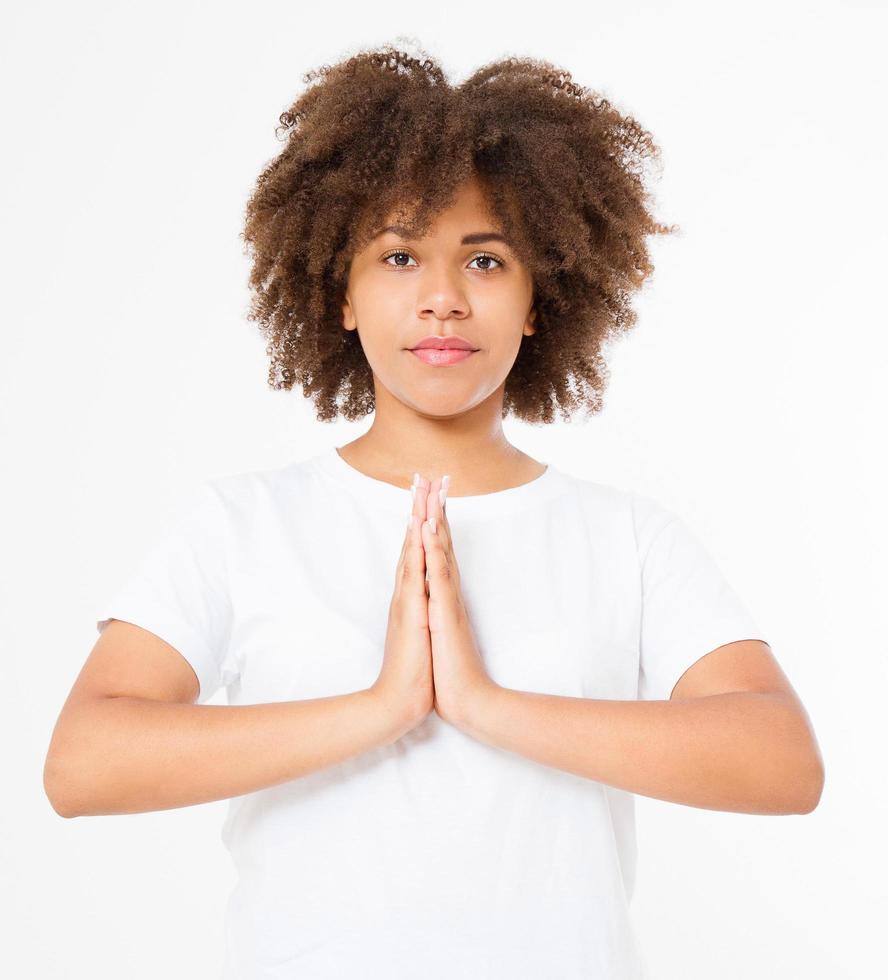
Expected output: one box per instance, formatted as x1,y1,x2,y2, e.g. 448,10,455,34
411,391,493,419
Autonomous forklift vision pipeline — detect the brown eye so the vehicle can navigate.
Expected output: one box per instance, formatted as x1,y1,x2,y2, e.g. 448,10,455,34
380,249,505,273
381,250,416,267
469,253,504,273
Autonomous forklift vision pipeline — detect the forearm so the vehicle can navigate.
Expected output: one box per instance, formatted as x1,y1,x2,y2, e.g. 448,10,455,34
459,687,823,815
46,689,409,818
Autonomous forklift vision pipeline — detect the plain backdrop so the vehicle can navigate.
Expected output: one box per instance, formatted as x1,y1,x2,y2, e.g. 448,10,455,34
3,1,886,977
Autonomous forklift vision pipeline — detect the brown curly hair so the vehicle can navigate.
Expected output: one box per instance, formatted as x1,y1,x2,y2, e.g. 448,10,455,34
241,41,679,424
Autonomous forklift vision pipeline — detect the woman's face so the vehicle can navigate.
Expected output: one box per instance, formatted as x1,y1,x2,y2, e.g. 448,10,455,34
341,176,537,419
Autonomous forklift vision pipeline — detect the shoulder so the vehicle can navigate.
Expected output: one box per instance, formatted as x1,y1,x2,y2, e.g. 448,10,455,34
206,454,318,503
629,490,683,549
196,454,324,531
553,467,634,513
551,466,681,555
553,466,669,525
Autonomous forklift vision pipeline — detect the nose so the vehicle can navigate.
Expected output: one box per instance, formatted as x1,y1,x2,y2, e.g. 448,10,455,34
417,282,469,321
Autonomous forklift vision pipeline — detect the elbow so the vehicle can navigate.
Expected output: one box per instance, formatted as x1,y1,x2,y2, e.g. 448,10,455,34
43,753,83,819
778,701,826,815
800,735,826,813
47,794,78,820
802,771,825,814
793,759,825,815
44,781,75,819
44,704,101,818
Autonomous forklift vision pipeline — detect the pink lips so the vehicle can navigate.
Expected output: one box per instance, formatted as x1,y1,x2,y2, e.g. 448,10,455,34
409,348,476,366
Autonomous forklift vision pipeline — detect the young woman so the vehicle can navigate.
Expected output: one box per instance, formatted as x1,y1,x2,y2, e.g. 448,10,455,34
45,43,824,979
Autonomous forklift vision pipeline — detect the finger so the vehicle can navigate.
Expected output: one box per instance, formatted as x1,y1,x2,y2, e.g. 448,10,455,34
421,505,457,596
426,474,450,530
412,473,430,521
421,478,435,597
397,474,429,589
423,476,443,546
424,475,459,589
423,476,437,522
438,475,459,585
403,513,426,598
417,477,433,591
395,504,412,571
425,476,445,531
398,474,425,557
438,473,450,518
410,478,432,595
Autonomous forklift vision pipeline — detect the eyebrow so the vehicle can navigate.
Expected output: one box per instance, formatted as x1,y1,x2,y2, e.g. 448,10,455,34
374,224,512,247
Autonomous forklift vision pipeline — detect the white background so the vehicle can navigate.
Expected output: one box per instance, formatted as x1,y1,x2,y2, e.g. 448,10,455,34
3,1,886,977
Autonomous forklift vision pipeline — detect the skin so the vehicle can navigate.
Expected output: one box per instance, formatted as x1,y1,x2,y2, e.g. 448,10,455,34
341,176,824,814
340,173,540,725
340,174,545,496
406,469,823,815
42,175,822,819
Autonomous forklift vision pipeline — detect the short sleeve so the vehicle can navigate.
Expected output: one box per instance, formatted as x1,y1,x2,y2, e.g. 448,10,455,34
633,494,769,702
96,482,235,703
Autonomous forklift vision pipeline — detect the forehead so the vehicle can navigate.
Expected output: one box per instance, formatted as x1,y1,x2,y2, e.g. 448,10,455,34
371,174,508,239
372,223,513,247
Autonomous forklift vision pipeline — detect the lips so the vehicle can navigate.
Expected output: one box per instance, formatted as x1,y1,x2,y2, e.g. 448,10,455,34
409,348,476,366
410,334,478,351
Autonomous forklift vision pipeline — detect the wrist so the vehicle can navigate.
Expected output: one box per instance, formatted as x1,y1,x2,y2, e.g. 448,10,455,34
365,685,426,742
453,679,502,736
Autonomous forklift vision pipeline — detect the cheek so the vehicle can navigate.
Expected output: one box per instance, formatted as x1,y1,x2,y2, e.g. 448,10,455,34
482,334,524,374
352,323,403,371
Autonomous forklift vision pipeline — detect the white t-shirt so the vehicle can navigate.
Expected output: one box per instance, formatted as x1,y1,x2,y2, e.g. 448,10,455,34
96,447,768,979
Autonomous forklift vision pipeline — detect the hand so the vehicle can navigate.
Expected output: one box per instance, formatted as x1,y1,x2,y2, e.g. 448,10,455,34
370,474,435,735
420,475,499,728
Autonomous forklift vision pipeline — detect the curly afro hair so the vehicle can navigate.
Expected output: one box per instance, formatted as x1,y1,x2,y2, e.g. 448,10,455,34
241,41,679,424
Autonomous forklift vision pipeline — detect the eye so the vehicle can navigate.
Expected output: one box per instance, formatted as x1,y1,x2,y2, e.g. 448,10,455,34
380,250,505,273
381,249,418,268
468,252,504,273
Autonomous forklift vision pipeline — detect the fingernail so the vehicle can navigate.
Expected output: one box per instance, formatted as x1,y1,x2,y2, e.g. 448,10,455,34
439,474,450,509
429,516,437,534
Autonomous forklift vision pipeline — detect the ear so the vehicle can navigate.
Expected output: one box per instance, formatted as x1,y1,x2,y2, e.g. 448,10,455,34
342,297,357,333
523,305,538,337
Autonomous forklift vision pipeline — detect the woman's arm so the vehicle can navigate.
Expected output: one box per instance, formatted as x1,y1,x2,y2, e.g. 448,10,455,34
44,621,414,818
45,690,408,818
48,479,437,818
455,682,824,816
